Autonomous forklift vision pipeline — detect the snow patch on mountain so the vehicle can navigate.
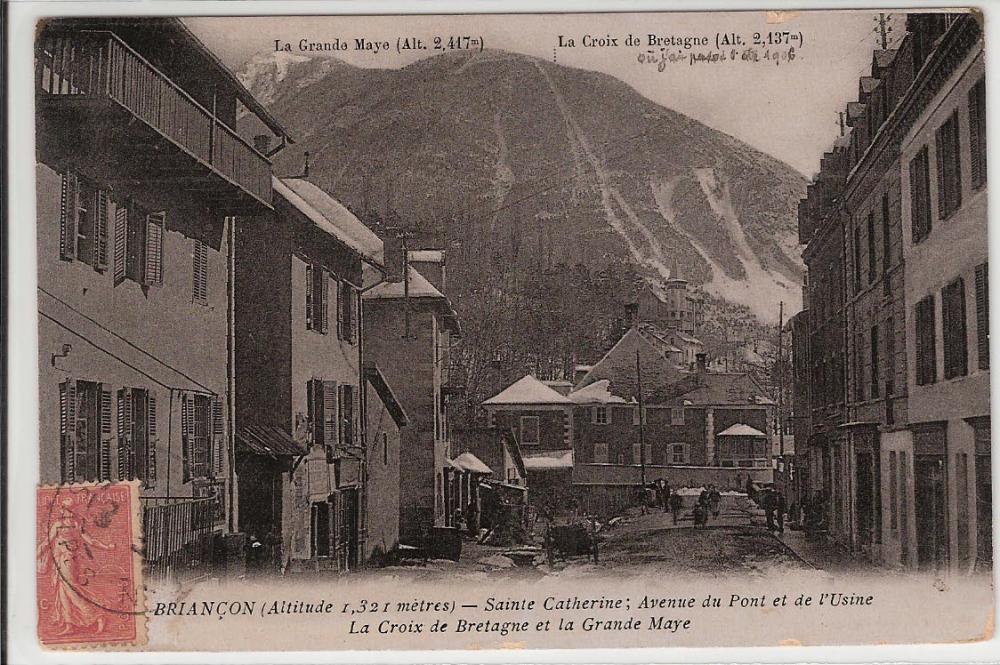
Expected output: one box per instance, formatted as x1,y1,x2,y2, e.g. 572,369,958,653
651,174,800,322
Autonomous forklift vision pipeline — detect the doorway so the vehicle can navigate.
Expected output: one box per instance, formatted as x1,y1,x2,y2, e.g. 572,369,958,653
914,455,948,570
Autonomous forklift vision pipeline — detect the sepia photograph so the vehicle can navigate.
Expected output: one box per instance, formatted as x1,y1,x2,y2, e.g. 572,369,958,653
6,2,995,658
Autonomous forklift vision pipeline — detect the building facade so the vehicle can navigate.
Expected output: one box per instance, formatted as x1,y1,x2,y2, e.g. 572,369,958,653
36,17,289,580
795,12,987,573
363,265,461,543
234,177,384,573
899,14,989,573
363,362,408,563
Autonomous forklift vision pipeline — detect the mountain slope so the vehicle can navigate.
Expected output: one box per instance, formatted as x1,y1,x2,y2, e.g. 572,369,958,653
239,50,806,323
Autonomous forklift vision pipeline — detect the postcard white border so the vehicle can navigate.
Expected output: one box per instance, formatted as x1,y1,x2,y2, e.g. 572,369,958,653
6,0,999,663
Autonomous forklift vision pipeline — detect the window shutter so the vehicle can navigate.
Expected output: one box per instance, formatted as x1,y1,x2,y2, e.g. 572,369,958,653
976,263,989,370
591,407,598,425
969,85,982,188
93,189,110,271
59,172,78,261
59,379,77,483
305,263,314,330
211,396,224,476
346,285,356,343
113,203,128,285
98,384,113,481
336,281,344,340
145,390,157,486
143,212,165,285
319,270,329,334
117,388,134,481
323,380,338,452
193,240,209,305
181,392,194,483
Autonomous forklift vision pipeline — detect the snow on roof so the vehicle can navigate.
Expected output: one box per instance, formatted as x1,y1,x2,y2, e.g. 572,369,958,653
452,452,492,474
483,375,573,406
408,249,445,263
568,379,629,404
522,449,574,470
274,178,383,267
364,265,445,300
717,423,767,437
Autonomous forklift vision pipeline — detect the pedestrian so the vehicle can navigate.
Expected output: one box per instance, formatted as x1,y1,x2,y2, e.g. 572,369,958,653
762,489,776,531
745,476,755,503
775,491,787,533
669,491,683,525
709,485,722,519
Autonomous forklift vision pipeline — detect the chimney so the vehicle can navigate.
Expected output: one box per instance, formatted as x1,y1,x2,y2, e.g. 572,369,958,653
695,353,707,373
253,134,271,154
625,302,639,328
383,233,405,283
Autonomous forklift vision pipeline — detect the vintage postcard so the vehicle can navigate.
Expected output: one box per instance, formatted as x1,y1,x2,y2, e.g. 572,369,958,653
5,2,995,659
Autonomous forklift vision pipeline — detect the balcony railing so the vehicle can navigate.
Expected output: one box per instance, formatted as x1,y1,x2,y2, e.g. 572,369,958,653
36,30,271,207
142,496,218,582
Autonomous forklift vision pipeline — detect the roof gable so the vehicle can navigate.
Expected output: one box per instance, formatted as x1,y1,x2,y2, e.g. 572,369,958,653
484,375,573,405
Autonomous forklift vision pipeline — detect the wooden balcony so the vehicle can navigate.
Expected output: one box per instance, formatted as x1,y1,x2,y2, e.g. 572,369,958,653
36,30,271,213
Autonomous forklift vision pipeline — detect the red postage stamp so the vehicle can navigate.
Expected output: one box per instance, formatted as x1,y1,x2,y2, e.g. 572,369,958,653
36,482,145,649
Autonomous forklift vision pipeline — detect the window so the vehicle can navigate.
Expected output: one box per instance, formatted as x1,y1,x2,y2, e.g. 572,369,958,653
910,147,932,243
942,277,968,379
58,379,113,483
632,406,647,426
854,331,865,401
969,77,987,190
308,379,338,450
867,211,877,284
631,442,651,464
591,406,608,425
337,281,356,343
915,295,938,385
853,224,862,293
519,416,540,445
58,172,110,272
882,192,891,274
976,263,989,369
338,384,355,451
936,110,963,219
870,324,880,399
670,407,685,425
120,387,159,486
593,442,608,463
671,443,686,465
181,392,222,482
305,263,329,333
110,202,165,287
885,316,896,396
192,239,209,305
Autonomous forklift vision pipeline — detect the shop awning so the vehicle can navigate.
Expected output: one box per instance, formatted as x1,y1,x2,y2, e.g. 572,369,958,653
452,452,492,474
238,425,308,458
522,449,574,471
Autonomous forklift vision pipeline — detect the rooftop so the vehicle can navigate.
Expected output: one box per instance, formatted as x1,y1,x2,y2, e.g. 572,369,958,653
275,177,384,267
717,423,767,437
484,375,573,406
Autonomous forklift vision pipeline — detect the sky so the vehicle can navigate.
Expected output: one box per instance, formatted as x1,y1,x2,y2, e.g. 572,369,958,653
186,10,893,176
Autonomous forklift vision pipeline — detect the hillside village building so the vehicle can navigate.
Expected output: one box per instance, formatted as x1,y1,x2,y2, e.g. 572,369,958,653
795,12,987,572
35,17,292,580
483,323,774,518
235,177,398,572
363,263,461,543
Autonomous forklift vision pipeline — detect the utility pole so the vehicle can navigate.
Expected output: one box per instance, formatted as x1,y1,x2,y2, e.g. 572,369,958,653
838,111,846,137
388,226,417,339
777,301,785,457
636,348,647,491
